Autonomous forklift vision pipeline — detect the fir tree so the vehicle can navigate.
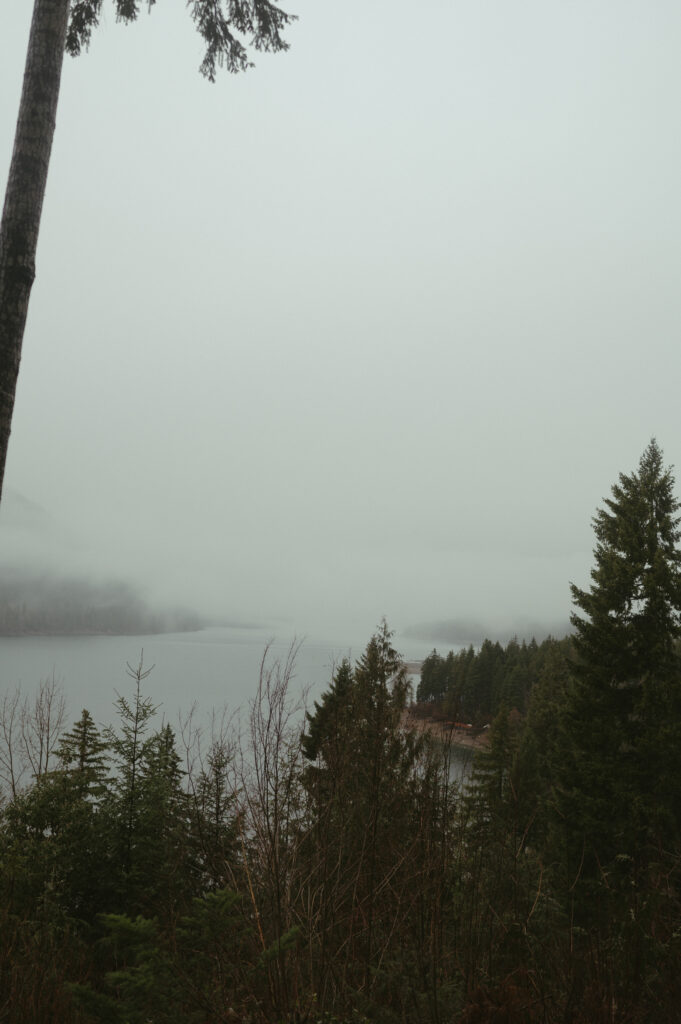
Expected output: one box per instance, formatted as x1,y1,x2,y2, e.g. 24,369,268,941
300,623,443,1013
104,656,159,911
189,738,238,891
302,657,354,764
416,650,449,703
571,438,681,687
557,440,681,885
57,708,109,796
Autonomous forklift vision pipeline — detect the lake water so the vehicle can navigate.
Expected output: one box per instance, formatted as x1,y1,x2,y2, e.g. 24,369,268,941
447,742,477,781
0,626,433,731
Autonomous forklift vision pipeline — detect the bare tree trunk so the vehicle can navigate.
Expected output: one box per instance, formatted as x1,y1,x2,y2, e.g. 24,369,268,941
0,0,70,499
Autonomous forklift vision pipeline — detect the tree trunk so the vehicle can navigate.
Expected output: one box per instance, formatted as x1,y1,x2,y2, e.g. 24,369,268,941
0,0,70,500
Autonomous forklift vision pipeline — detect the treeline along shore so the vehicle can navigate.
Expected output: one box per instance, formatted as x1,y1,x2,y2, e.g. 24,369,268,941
404,706,490,750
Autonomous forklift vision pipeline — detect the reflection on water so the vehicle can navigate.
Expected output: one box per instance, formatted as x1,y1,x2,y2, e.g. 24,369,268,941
445,741,477,782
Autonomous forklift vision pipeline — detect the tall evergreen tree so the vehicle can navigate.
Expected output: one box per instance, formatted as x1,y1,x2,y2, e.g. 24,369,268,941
189,737,238,891
571,438,681,687
104,656,159,911
300,622,446,1016
57,707,108,792
460,706,541,992
136,722,192,913
302,657,354,765
416,650,448,703
556,440,681,884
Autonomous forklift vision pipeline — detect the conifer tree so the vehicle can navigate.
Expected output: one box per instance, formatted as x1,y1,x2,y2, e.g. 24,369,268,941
571,438,681,689
104,656,159,910
189,737,238,891
302,657,354,765
557,440,681,882
416,650,448,703
300,623,450,1016
54,708,113,919
0,707,113,925
57,707,108,794
137,722,192,911
460,707,541,989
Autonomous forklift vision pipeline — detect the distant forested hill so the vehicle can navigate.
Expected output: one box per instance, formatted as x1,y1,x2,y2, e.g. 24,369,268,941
0,572,200,635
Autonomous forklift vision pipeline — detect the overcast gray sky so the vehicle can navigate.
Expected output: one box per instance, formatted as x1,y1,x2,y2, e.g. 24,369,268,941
1,0,680,650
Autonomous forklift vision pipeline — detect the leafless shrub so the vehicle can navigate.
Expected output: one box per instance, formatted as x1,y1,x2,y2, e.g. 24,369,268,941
21,672,66,781
0,685,23,798
233,640,311,1019
0,673,66,798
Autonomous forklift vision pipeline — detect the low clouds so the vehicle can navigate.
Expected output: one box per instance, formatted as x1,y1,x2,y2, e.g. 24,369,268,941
0,491,200,636
0,567,201,637
2,3,679,652
404,617,573,649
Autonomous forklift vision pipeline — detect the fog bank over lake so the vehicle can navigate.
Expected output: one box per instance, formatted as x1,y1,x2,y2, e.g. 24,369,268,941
0,489,577,656
2,2,680,682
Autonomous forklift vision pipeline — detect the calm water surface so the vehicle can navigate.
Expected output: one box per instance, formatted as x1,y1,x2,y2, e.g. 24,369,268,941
0,626,434,730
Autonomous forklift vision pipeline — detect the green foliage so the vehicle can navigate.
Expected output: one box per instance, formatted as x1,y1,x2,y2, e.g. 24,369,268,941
70,888,257,1023
188,735,238,890
457,706,544,988
302,657,354,763
556,440,681,881
516,638,573,847
258,924,301,965
70,913,183,1024
174,888,253,1017
0,708,114,924
571,438,681,684
299,623,457,1021
58,708,109,784
105,658,158,801
3,592,681,1023
418,635,564,724
103,656,194,915
416,649,449,702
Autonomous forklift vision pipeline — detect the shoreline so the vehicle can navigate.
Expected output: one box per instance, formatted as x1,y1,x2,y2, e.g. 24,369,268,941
403,708,490,750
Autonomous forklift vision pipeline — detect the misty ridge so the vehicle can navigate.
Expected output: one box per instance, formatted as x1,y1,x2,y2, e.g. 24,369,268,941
0,569,200,636
0,489,201,636
404,616,573,648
